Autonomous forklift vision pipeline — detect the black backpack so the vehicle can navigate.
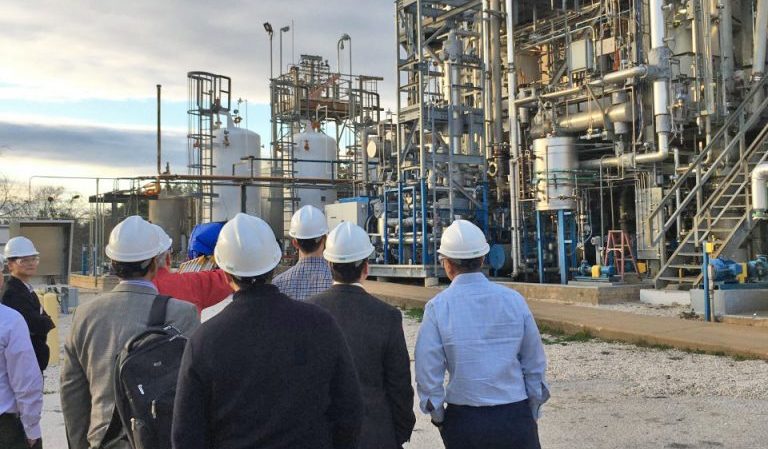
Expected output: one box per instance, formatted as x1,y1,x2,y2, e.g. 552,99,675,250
102,295,188,449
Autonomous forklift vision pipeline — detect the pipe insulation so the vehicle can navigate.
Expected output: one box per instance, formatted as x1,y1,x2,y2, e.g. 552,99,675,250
558,102,633,132
754,0,768,80
752,162,768,215
581,0,672,169
505,0,523,276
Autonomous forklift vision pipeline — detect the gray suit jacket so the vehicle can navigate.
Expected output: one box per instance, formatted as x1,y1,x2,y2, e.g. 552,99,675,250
60,282,199,449
308,284,415,449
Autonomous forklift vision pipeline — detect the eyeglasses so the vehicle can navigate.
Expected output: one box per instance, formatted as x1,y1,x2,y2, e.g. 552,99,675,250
12,256,40,265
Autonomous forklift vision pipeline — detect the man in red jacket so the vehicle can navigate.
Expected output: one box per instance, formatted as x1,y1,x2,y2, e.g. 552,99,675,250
151,224,233,313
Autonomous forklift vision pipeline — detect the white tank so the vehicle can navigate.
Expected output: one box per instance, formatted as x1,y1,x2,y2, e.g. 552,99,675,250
211,114,262,221
292,126,338,209
533,136,577,211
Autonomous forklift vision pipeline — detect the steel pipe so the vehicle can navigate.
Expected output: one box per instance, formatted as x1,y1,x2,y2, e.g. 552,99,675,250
588,65,649,86
505,0,523,277
580,141,670,169
558,102,633,132
751,162,768,216
754,0,768,80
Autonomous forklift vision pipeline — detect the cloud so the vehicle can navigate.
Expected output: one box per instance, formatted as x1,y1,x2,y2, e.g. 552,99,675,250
0,120,188,172
0,0,396,106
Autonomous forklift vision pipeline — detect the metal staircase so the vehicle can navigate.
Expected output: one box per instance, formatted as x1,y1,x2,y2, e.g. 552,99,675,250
650,77,768,288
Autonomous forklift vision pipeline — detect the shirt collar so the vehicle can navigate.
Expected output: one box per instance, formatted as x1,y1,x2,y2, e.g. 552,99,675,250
233,284,282,302
332,281,363,287
450,272,488,286
119,279,159,293
297,256,327,265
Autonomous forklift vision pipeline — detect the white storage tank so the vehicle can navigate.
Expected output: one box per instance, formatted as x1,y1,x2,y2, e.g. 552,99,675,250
292,124,338,209
533,136,578,211
211,113,262,221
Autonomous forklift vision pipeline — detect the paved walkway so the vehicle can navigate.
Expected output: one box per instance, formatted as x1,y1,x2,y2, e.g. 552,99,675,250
363,280,768,360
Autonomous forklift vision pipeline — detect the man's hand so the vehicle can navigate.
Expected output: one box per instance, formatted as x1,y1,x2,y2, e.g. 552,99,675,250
27,438,41,448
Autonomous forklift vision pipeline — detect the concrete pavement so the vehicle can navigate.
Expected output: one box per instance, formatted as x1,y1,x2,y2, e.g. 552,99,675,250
363,280,768,360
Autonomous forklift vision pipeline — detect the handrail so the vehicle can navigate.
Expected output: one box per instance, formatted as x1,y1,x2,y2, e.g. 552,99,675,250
648,76,768,236
648,76,768,242
653,122,768,287
694,121,768,236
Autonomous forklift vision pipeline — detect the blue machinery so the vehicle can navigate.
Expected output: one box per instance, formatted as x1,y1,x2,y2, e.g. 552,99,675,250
535,210,578,284
380,180,490,273
701,253,768,321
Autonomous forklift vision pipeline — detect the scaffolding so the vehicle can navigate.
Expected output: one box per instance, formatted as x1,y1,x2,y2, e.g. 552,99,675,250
187,72,231,223
372,0,489,281
269,54,382,236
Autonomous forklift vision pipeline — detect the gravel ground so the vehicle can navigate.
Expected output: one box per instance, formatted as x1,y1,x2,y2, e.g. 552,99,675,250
40,294,768,449
592,301,694,318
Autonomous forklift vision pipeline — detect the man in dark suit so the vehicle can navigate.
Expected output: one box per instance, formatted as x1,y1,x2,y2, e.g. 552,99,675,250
173,213,363,449
1,237,55,372
308,221,416,449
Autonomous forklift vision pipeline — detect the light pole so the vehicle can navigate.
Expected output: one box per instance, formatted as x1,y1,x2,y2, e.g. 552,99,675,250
279,25,290,76
263,22,273,79
337,33,351,74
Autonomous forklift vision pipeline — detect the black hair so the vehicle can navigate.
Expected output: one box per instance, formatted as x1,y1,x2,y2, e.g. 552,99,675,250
111,258,155,279
330,260,367,284
444,256,484,274
295,236,324,254
231,269,275,291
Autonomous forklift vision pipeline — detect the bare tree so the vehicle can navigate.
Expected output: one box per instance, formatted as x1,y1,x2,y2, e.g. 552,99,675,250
0,175,88,220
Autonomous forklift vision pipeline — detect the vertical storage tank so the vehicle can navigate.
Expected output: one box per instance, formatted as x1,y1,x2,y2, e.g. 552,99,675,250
292,124,338,209
211,114,261,221
533,136,578,210
149,196,187,253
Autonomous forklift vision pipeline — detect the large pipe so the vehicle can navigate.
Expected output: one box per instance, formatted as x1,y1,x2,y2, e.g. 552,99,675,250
446,30,463,155
490,0,504,153
514,66,649,106
752,0,768,113
588,65,650,86
505,0,522,276
751,162,768,216
580,143,670,169
558,102,633,132
754,0,768,80
591,0,671,169
650,0,671,160
719,0,735,96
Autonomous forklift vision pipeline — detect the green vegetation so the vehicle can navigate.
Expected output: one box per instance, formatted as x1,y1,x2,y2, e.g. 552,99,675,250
404,307,425,322
540,327,594,345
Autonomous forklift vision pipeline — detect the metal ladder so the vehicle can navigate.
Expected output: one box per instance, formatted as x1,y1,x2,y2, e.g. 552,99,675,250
651,79,768,288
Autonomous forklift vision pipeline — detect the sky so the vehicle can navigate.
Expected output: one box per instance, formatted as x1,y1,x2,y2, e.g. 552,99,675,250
0,0,396,197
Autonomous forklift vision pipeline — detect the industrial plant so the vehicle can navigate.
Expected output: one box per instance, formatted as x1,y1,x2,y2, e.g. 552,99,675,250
5,0,768,320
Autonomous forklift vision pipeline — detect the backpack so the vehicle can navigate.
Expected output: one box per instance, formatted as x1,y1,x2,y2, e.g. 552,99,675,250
104,295,188,449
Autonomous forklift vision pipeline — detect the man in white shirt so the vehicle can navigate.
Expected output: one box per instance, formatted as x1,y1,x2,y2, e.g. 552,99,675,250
415,220,549,449
0,254,44,449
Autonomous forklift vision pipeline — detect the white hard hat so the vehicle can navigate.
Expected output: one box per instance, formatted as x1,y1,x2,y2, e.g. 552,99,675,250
214,213,282,277
437,219,490,260
323,221,374,263
4,236,39,259
152,224,173,253
289,205,329,239
105,216,165,263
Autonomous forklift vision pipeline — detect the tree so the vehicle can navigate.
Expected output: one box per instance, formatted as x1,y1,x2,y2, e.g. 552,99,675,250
0,175,88,220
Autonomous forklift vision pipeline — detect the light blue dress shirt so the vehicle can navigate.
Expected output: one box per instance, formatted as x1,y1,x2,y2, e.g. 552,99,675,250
415,272,549,422
119,279,159,293
0,304,43,439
